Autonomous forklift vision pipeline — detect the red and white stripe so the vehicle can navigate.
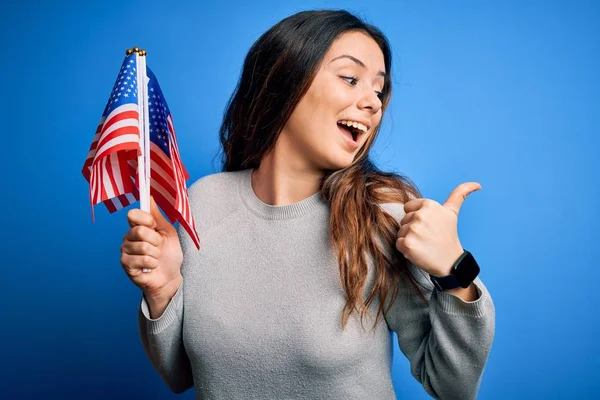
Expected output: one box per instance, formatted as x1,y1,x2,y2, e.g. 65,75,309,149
82,104,141,219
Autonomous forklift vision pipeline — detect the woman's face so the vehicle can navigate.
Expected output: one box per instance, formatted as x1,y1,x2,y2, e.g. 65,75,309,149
279,30,386,171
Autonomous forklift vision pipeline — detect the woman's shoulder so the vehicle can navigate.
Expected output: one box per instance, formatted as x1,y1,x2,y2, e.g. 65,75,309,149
187,169,244,200
185,169,248,229
378,201,407,223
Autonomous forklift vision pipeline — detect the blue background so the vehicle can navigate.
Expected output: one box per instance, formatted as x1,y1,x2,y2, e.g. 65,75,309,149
1,0,598,398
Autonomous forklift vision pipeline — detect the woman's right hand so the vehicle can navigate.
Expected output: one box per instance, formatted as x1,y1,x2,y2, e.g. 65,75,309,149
121,195,183,316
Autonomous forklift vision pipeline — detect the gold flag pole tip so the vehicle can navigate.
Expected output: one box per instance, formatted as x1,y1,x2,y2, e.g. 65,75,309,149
125,47,146,56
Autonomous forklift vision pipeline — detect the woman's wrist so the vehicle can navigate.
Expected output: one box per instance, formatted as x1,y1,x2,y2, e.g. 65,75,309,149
144,274,182,319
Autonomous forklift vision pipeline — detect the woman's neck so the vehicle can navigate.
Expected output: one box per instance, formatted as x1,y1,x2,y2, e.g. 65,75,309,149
251,150,324,206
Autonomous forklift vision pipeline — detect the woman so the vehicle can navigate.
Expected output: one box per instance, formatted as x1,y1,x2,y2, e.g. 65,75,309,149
120,9,495,400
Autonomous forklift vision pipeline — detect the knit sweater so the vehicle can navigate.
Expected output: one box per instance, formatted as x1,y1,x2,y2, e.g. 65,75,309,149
138,168,495,400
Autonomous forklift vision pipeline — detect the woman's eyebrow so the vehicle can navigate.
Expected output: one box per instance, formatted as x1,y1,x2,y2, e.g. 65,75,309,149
329,54,386,78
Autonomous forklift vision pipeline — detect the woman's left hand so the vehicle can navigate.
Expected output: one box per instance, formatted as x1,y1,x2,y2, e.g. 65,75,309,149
395,182,482,277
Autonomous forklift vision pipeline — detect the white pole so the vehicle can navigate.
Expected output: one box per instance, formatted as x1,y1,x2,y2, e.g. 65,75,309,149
142,54,151,213
136,52,150,212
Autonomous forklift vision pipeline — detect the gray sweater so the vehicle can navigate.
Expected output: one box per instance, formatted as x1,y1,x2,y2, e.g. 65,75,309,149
138,168,495,399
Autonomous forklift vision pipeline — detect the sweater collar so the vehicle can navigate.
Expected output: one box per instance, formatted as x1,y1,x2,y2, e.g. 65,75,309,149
238,169,327,220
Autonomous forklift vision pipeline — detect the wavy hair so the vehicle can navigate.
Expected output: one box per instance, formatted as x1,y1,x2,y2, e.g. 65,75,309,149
216,9,428,331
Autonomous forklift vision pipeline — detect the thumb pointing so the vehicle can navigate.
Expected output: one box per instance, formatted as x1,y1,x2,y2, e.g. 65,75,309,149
149,195,172,232
443,182,482,216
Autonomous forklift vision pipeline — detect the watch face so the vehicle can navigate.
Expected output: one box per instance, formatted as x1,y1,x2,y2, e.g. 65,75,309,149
453,251,480,288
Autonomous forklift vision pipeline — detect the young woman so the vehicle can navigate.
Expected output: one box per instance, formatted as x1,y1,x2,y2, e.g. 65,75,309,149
120,9,495,400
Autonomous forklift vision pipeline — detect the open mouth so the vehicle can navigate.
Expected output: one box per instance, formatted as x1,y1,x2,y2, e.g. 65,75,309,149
337,122,361,142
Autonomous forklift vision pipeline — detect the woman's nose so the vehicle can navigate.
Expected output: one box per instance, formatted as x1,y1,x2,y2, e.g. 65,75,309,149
357,88,382,114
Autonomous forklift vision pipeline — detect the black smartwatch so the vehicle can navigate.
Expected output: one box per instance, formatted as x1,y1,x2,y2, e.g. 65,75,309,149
429,250,480,291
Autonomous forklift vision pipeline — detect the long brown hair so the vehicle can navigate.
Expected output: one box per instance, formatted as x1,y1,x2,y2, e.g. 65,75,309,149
216,9,429,331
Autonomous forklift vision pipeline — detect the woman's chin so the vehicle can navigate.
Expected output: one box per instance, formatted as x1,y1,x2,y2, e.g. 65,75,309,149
321,153,356,171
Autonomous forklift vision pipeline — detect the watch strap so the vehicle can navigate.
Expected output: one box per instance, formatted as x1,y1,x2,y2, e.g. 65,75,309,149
429,250,478,291
430,273,461,291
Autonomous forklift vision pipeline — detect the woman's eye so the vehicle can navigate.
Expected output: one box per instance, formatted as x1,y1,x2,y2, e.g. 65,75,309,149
341,76,358,85
342,76,384,100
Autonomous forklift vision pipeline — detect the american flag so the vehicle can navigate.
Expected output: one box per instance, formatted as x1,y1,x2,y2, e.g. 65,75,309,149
82,54,140,215
82,53,200,249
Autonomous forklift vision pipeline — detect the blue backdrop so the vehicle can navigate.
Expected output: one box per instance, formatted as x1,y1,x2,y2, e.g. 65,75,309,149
2,0,598,398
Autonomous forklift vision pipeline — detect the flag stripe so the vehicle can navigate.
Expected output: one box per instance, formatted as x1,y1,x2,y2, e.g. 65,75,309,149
94,132,139,160
97,121,139,150
166,115,190,180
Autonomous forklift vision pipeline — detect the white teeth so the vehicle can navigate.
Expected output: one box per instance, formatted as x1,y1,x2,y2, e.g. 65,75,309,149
339,120,368,133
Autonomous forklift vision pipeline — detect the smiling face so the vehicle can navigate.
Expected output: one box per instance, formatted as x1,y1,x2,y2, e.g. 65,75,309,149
277,30,387,171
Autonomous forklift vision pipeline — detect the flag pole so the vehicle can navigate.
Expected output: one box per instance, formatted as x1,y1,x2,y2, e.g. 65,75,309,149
128,47,150,213
140,49,151,213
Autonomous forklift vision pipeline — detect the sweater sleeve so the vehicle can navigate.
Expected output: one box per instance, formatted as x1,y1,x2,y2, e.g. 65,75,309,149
137,226,194,394
379,202,496,400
